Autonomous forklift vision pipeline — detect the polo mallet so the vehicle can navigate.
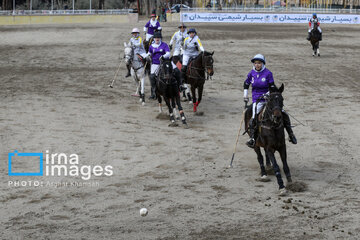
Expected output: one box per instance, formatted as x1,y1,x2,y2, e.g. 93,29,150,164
229,101,248,168
109,60,123,88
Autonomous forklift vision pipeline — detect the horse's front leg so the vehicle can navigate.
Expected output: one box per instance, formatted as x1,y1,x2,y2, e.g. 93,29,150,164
196,83,204,110
164,97,175,124
266,149,286,193
191,85,197,112
140,71,145,105
174,93,187,125
254,146,267,180
279,146,292,183
316,42,320,56
132,69,140,96
157,95,163,113
265,151,273,173
171,96,179,120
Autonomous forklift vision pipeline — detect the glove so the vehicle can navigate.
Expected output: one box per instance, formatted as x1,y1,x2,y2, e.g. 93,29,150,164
159,56,164,61
169,45,172,50
146,55,151,62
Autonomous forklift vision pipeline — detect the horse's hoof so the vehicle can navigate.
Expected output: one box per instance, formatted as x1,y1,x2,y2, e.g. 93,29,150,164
168,122,178,127
287,177,293,183
141,102,145,106
279,188,288,196
189,101,192,105
259,175,270,182
183,123,189,129
139,98,142,102
318,54,320,57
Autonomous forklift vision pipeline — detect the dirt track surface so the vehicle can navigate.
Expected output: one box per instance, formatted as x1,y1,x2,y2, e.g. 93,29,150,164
1,22,360,239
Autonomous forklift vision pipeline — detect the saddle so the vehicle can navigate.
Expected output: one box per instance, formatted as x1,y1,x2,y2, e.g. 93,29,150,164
136,54,146,66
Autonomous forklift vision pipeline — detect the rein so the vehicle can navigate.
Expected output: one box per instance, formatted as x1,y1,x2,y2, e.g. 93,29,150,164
257,93,284,130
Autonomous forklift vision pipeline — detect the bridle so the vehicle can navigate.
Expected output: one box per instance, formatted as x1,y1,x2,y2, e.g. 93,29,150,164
188,52,214,80
260,92,284,129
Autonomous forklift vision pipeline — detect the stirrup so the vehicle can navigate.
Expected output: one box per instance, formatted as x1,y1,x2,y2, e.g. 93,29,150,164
125,72,131,78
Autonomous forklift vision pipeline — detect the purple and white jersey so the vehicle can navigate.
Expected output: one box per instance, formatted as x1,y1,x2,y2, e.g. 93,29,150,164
244,68,274,103
144,20,161,35
148,41,170,65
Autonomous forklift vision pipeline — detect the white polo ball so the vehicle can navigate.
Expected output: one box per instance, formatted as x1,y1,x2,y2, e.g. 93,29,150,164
140,208,148,217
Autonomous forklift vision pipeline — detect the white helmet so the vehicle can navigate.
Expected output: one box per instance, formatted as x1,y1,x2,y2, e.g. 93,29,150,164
251,54,266,65
131,28,140,33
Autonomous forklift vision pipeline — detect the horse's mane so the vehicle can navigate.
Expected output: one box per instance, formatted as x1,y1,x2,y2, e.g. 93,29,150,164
203,51,213,56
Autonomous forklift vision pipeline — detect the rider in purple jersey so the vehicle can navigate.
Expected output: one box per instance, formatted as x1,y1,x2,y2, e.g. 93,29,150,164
243,54,297,148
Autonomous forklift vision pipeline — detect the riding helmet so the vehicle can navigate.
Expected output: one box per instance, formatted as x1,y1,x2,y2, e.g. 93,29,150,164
188,28,197,34
131,28,140,34
153,32,162,39
178,23,187,29
312,13,317,17
251,54,266,65
150,14,156,18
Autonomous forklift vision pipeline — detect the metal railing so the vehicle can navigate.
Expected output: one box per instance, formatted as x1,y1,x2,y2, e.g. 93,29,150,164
0,9,134,16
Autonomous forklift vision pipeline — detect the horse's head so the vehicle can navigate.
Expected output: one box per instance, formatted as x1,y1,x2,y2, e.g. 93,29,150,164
159,58,173,84
123,42,133,65
203,51,214,76
267,83,284,125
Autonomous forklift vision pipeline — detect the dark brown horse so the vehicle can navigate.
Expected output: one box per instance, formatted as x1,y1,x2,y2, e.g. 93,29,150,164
156,58,187,127
186,51,214,112
244,84,291,195
310,24,321,57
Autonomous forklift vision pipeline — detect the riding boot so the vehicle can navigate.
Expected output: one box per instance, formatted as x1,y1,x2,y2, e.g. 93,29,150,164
125,64,131,78
181,65,188,84
319,32,322,41
149,74,157,100
283,111,297,144
246,118,257,148
306,32,311,41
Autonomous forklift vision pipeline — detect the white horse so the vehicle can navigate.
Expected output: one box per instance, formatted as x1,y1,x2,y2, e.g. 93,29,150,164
124,42,147,106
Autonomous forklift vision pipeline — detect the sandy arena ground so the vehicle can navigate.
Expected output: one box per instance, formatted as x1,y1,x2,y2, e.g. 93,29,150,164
0,21,360,239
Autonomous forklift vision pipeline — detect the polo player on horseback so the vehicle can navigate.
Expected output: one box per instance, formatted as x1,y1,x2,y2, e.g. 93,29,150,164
169,23,188,65
144,14,162,41
243,54,297,148
145,31,170,99
125,28,147,78
307,13,322,41
169,23,189,95
181,28,205,89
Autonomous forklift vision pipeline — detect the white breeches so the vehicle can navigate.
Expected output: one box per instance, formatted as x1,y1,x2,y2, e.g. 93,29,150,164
151,64,160,75
252,102,265,119
146,33,153,41
309,27,322,33
182,54,198,66
173,48,181,56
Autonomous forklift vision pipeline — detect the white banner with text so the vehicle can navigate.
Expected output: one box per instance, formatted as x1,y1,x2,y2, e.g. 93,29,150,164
181,13,360,24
